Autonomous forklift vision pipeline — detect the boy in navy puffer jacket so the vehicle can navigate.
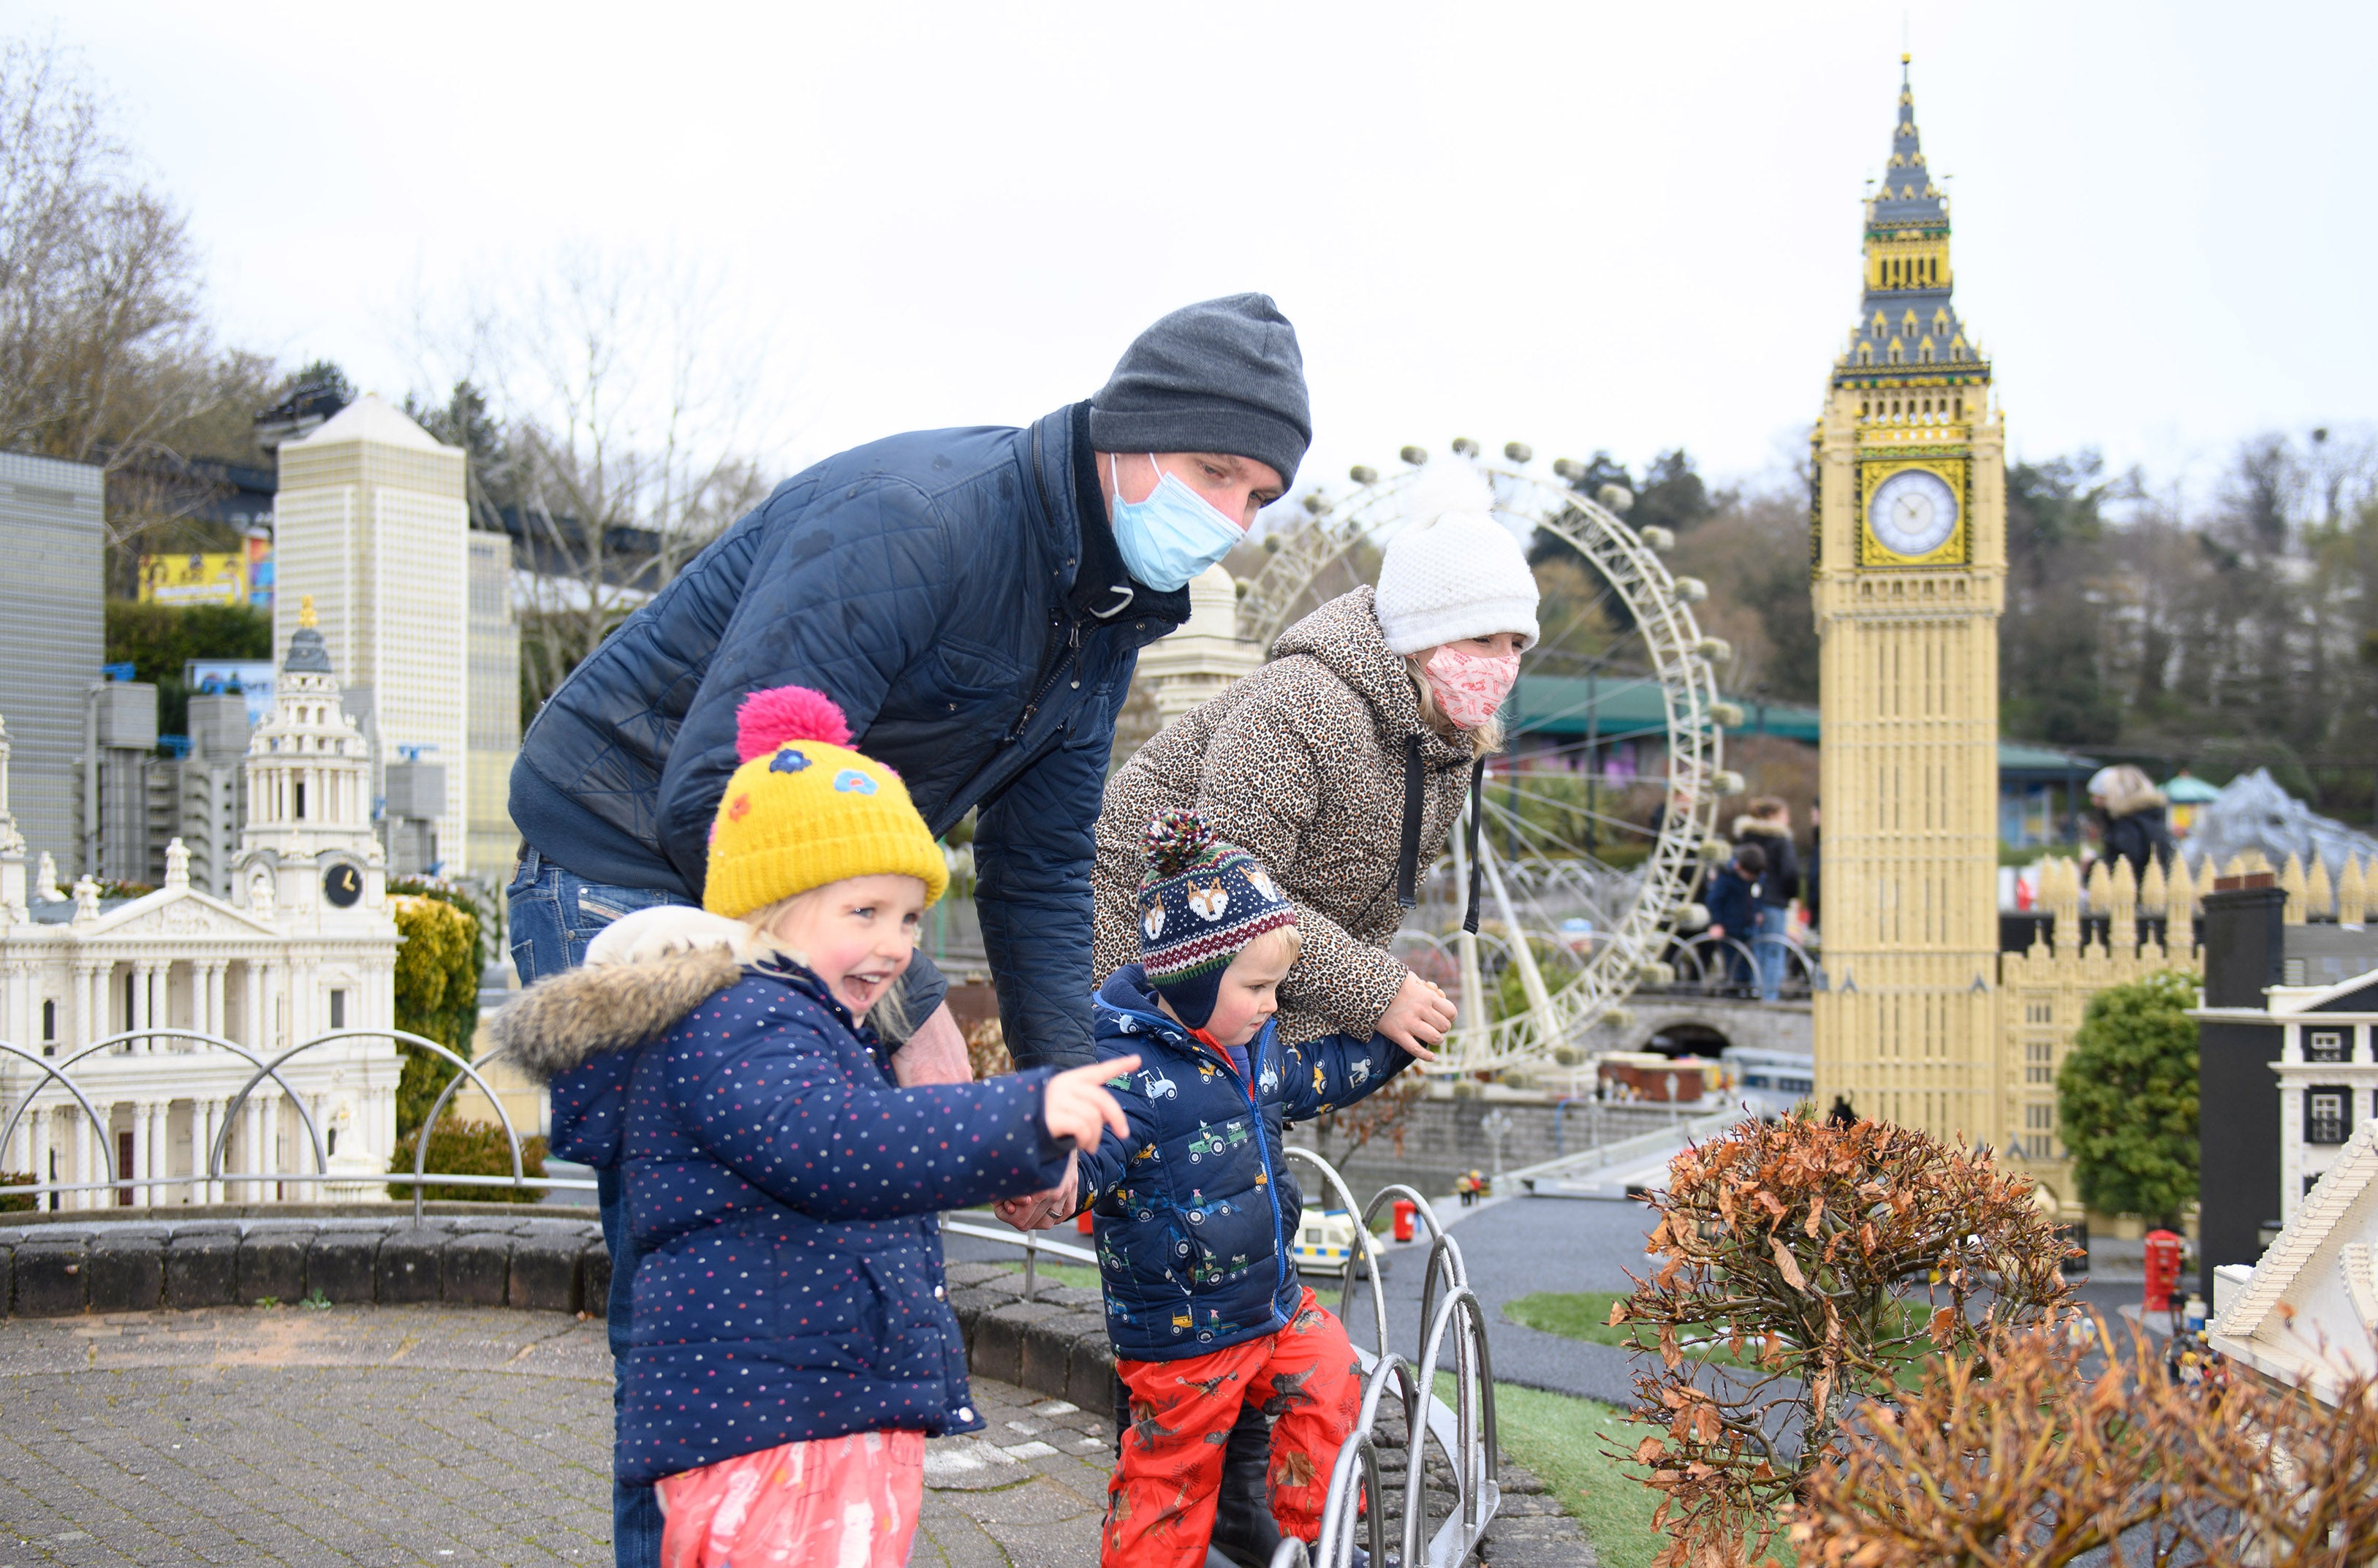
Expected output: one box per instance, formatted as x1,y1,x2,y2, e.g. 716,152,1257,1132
501,688,1136,1568
1073,811,1428,1567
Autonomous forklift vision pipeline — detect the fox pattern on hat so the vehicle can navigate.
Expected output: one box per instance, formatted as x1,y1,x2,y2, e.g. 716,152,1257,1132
1137,809,1295,1031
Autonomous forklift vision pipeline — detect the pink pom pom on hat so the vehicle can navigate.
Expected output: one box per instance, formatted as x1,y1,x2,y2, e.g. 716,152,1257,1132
735,686,853,762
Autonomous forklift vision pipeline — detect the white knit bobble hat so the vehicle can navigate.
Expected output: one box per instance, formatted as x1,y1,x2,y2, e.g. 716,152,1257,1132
1374,461,1542,656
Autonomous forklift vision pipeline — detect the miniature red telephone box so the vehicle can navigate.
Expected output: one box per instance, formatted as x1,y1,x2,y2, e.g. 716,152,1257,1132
2143,1228,2184,1313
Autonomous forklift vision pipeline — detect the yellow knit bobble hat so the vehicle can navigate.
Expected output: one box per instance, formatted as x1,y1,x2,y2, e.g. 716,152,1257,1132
702,686,950,917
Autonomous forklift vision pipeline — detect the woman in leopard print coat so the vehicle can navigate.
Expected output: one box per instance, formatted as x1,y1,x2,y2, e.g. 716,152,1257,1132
1093,561,1537,1056
1094,465,1541,1058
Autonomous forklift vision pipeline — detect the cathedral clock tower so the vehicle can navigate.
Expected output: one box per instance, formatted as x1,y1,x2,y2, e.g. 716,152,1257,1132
1811,58,2007,1145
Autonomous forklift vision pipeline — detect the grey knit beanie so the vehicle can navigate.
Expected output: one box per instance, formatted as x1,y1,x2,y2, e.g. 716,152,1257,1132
1088,294,1310,490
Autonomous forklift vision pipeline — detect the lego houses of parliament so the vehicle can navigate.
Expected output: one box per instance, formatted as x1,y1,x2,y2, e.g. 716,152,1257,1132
1811,59,2194,1222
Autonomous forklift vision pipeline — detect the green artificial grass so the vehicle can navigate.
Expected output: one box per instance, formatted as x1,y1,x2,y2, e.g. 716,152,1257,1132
1503,1289,1771,1371
1446,1374,1796,1568
1504,1289,1936,1385
1479,1379,1667,1568
1016,1259,1103,1292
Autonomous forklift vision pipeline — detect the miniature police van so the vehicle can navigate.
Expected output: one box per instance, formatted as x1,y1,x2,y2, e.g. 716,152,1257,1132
1291,1208,1363,1272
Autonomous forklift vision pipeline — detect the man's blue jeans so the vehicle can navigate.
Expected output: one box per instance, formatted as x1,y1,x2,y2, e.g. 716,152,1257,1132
506,848,691,1568
1752,904,1791,1003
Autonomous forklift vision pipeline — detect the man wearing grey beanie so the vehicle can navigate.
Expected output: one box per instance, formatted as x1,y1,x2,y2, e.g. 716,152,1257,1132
507,293,1308,1568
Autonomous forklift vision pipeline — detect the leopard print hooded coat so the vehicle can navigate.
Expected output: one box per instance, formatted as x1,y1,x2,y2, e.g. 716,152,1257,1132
1091,587,1481,1047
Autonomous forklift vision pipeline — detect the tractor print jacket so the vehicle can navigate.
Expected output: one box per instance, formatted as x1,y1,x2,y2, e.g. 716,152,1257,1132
1074,964,1413,1363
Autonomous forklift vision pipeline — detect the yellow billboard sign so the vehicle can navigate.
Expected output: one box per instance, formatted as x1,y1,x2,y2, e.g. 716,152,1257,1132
138,552,248,607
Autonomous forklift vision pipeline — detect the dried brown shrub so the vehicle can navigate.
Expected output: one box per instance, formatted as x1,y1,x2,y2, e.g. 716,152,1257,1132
965,1016,1012,1080
1612,1115,2076,1566
1790,1313,2378,1565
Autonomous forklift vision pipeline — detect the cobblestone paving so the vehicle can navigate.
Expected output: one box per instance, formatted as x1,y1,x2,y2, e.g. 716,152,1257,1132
0,1306,1592,1565
0,1306,616,1567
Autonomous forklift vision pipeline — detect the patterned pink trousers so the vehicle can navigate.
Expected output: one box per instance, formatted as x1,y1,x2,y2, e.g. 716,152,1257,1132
655,1429,925,1568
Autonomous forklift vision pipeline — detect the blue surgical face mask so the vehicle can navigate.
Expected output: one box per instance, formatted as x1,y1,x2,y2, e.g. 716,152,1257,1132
1109,452,1244,592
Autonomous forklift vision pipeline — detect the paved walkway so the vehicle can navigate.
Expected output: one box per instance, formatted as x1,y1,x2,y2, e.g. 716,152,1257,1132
0,1304,1593,1566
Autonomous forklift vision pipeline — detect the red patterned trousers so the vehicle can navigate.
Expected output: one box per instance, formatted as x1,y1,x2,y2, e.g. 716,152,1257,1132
1102,1287,1363,1568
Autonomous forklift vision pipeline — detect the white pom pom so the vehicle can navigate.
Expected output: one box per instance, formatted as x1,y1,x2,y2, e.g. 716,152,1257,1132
1404,460,1496,531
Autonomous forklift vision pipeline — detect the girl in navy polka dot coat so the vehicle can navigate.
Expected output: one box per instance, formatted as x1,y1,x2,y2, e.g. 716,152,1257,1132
512,933,1072,1485
499,686,1135,1568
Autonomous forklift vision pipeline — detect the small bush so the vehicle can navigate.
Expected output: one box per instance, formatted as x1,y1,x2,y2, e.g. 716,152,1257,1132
1792,1315,2378,1564
2058,970,2199,1226
387,1117,548,1203
1614,1113,2075,1566
392,893,482,1135
0,1171,36,1212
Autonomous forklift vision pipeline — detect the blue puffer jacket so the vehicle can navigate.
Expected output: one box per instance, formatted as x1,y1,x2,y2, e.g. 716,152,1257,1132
500,944,1069,1485
1075,966,1412,1363
508,403,1190,1069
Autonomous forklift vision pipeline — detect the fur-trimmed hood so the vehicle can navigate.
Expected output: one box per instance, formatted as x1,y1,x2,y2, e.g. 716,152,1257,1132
493,945,743,1085
1734,814,1792,840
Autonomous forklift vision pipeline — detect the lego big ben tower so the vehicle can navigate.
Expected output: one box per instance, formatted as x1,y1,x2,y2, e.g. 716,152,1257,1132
1811,58,2008,1145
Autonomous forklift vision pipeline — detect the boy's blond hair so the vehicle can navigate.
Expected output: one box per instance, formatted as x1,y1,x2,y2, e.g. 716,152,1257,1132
1235,922,1303,971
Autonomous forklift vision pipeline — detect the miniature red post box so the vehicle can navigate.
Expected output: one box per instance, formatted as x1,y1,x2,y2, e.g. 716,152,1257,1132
2143,1228,2184,1313
1392,1200,1417,1243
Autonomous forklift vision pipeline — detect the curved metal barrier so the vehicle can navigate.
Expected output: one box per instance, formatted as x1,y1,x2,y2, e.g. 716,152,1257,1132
1284,1148,1499,1568
0,1027,586,1210
1656,931,1815,1000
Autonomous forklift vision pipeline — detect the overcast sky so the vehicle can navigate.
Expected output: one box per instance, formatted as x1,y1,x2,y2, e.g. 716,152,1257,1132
23,0,2374,511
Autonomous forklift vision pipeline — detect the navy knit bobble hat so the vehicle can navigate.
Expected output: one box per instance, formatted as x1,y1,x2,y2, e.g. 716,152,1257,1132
1137,809,1296,1030
1089,294,1310,491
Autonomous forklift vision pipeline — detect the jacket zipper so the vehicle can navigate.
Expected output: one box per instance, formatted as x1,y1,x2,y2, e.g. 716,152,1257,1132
1007,613,1081,743
1181,1018,1290,1338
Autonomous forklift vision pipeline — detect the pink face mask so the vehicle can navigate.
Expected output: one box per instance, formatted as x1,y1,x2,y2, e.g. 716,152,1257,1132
1421,645,1521,730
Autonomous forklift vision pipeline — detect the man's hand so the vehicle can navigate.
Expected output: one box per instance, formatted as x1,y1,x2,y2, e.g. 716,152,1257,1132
993,1157,1081,1232
1377,972,1455,1061
891,1002,970,1087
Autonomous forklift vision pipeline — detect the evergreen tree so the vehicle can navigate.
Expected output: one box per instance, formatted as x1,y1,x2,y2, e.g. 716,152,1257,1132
2001,454,2124,746
2056,971,2199,1226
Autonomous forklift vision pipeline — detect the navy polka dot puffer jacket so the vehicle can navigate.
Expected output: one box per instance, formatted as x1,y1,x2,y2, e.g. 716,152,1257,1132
507,944,1069,1485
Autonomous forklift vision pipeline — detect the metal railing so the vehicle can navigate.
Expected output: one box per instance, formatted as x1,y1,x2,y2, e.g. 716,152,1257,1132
0,1026,593,1213
1503,1103,1743,1193
1282,1147,1499,1568
1653,931,1817,1001
939,1217,1096,1300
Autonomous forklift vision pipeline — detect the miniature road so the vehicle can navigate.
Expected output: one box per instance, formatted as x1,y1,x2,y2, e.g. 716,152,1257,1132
0,1303,1595,1566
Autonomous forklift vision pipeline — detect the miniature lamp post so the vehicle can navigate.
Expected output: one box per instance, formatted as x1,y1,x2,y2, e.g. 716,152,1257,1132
1480,1108,1515,1193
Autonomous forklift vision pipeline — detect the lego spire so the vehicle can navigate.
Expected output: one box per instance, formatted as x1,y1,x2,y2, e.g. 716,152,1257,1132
1835,57,1986,387
1873,54,1946,227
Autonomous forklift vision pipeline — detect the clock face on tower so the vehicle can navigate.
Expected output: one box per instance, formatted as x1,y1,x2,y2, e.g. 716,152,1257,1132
322,862,362,908
1865,466,1961,561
